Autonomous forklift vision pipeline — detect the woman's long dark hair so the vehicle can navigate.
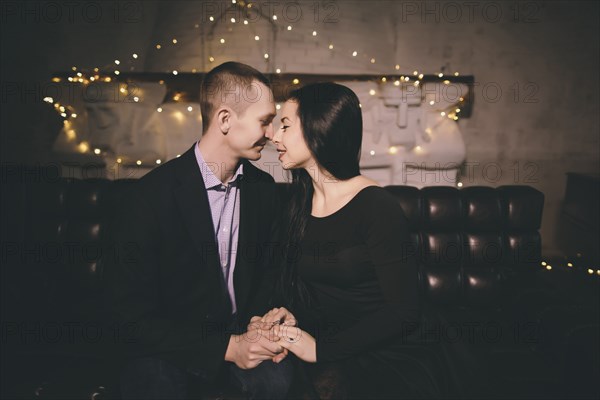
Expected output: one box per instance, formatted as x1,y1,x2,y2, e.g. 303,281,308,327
278,82,363,309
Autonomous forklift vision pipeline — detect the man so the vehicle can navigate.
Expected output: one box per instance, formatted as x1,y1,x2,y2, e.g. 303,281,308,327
104,62,292,399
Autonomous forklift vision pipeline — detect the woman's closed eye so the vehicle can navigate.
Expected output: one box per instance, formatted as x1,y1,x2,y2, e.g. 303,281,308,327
281,125,289,131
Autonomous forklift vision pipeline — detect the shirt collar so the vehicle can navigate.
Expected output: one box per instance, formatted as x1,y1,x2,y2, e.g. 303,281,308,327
194,141,244,189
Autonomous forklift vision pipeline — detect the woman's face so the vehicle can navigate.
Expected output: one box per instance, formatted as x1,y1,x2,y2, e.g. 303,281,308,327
272,100,315,170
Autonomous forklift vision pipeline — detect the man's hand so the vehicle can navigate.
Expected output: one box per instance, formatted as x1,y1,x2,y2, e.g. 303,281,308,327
224,331,287,369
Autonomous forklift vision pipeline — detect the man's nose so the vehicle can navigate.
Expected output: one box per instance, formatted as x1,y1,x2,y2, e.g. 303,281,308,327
265,122,275,140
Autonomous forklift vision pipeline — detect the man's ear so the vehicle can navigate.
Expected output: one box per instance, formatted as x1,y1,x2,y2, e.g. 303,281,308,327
216,107,232,134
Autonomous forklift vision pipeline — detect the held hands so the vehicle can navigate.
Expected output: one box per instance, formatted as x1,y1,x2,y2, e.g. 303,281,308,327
226,307,316,369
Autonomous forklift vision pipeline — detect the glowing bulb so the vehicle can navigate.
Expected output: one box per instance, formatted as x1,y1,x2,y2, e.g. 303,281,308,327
114,60,120,65
329,44,334,50
567,262,573,267
546,265,552,270
395,64,400,70
244,20,248,25
388,146,398,155
438,73,443,78
187,106,193,112
454,72,459,76
132,53,138,59
94,148,101,155
359,103,362,108
381,77,387,82
133,96,139,102
78,142,89,153
414,81,420,86
114,70,120,75
209,16,214,21
352,51,358,56
371,58,376,63
72,66,77,71
370,150,375,156
596,270,600,275
276,104,281,110
457,182,463,187
156,44,161,49
60,113,67,118
157,107,162,112
231,18,236,23
287,25,292,30
71,113,77,118
264,53,269,59
418,73,424,79
136,160,142,166
77,72,82,77
272,15,277,20
220,38,225,44
369,89,376,96
456,108,461,113
441,112,446,116
429,100,435,105
194,24,199,28
43,97,53,103
176,154,181,158
293,78,299,84
276,68,281,73
116,158,122,164
172,70,178,75
156,159,162,164
394,80,400,86
209,57,215,62
444,80,450,84
59,106,65,112
588,269,594,274
192,68,197,73
312,31,317,36
413,70,418,75
255,35,260,41
404,76,410,81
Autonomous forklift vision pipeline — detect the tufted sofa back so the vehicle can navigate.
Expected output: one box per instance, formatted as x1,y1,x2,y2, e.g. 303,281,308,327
2,178,543,323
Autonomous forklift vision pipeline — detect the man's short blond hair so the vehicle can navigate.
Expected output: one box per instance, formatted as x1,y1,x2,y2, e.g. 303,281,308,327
200,62,271,132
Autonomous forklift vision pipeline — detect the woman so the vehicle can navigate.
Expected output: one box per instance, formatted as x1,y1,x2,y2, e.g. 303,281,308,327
261,82,443,399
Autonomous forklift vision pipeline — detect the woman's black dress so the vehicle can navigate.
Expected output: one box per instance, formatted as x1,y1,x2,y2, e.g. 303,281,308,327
292,186,443,399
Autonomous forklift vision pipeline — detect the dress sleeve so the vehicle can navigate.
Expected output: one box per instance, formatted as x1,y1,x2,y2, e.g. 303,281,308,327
316,190,420,362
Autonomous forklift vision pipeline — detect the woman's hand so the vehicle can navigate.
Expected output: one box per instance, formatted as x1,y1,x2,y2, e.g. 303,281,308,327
273,325,317,363
261,307,298,327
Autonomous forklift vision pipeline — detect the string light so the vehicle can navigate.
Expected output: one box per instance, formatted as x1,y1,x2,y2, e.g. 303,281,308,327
546,265,552,270
276,68,281,73
370,58,376,63
587,269,594,275
231,18,236,23
312,31,317,36
264,53,269,59
136,160,142,166
132,53,138,59
287,26,292,30
172,70,178,75
172,38,177,44
370,150,375,156
220,38,225,44
157,107,163,112
244,20,248,25
156,159,162,164
395,65,400,70
352,51,358,56
156,44,161,49
438,73,443,78
272,15,277,20
187,106,193,112
567,262,573,267
94,148,101,155
114,60,120,65
255,36,260,41
117,158,122,164
329,44,334,50
209,16,214,21
457,182,463,187
293,78,300,85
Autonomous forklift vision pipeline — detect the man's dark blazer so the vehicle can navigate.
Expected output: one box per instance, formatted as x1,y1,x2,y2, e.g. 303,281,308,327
103,144,281,381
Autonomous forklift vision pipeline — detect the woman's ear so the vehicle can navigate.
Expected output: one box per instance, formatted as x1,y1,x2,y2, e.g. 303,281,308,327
216,107,232,134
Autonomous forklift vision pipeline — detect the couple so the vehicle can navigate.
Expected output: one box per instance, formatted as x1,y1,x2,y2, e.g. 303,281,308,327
105,62,439,399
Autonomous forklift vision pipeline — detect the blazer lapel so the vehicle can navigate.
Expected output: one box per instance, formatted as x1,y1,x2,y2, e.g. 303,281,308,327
173,146,223,286
233,162,260,312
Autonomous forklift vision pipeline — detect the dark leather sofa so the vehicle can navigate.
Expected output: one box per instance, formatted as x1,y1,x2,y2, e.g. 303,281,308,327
1,172,598,399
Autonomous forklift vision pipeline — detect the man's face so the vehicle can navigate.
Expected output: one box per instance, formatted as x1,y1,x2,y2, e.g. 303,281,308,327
226,81,276,161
